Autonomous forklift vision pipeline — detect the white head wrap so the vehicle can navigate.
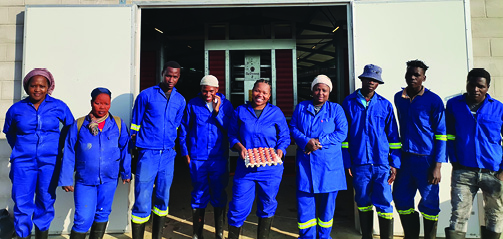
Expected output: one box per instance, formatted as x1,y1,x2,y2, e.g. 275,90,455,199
311,75,333,92
200,75,219,87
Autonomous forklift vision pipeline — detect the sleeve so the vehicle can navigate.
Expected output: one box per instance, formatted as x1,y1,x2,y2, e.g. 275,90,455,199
119,119,131,180
214,100,234,131
62,103,75,126
432,98,447,163
58,122,78,186
131,93,146,134
341,100,351,169
446,100,458,163
290,104,310,151
228,109,241,150
174,97,186,129
275,109,291,154
318,104,348,147
3,106,16,149
386,103,401,169
179,104,191,156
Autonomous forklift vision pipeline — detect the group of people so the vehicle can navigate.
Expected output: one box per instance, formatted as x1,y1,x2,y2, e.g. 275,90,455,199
2,59,502,239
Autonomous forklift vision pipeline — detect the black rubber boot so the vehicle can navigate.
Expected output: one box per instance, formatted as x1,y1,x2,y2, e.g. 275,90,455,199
399,212,419,239
89,221,108,239
444,227,466,239
481,226,502,239
378,216,393,239
214,207,225,239
131,221,145,239
227,225,241,239
192,208,206,239
423,218,437,239
152,214,166,239
69,230,87,239
16,234,31,239
34,226,48,239
358,210,374,239
257,217,273,239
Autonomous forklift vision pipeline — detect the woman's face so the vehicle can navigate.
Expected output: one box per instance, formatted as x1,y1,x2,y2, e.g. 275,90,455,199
252,82,271,108
27,75,49,103
312,83,330,105
91,93,111,118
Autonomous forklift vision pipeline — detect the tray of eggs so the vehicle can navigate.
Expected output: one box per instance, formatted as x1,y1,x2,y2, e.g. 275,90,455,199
244,147,283,168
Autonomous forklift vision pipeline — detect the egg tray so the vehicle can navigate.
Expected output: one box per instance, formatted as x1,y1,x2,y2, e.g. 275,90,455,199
244,147,283,168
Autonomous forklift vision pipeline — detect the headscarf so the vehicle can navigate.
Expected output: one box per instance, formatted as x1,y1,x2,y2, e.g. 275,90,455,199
311,75,333,92
23,68,55,95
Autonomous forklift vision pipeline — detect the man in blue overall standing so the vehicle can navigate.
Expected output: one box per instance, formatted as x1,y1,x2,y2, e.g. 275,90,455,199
130,61,186,239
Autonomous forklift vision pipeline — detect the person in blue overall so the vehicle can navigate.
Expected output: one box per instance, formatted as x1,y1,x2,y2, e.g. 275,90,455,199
392,60,446,239
59,88,131,239
3,68,74,239
445,68,503,239
290,75,348,239
130,61,186,239
179,75,234,239
227,79,290,239
342,64,401,239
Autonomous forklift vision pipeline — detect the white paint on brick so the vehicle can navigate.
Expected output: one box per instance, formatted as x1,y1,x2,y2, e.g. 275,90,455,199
486,0,503,18
0,25,23,44
473,56,503,77
492,76,503,101
6,43,22,62
1,81,15,100
25,0,62,5
0,62,16,82
0,8,9,24
470,0,487,18
0,0,25,7
0,44,7,61
490,38,503,57
472,18,503,38
9,7,25,25
472,38,491,57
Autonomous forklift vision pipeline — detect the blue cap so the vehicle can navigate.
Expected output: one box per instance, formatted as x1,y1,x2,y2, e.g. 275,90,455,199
91,87,111,100
358,64,384,84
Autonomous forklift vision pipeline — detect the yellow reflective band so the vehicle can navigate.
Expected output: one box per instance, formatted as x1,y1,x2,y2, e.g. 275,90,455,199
389,143,402,149
398,208,415,215
298,219,317,229
317,218,333,228
131,124,141,131
435,135,447,141
358,206,373,212
377,212,393,220
131,214,150,224
342,142,349,149
153,206,168,216
421,212,438,221
447,134,456,140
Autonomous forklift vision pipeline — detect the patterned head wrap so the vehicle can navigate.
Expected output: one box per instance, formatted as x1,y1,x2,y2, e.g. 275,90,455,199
23,68,55,95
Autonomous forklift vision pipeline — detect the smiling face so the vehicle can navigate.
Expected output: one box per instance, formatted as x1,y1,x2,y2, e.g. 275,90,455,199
27,75,49,104
201,85,218,103
466,76,489,104
405,66,426,91
251,82,271,109
312,83,330,106
91,93,111,118
161,67,181,92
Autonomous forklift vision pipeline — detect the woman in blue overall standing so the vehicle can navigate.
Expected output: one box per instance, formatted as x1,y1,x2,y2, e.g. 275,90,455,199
227,79,290,239
3,68,74,239
59,88,131,239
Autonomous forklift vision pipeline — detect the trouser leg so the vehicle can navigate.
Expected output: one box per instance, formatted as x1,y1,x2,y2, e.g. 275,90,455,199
10,160,37,238
297,190,316,239
316,192,338,239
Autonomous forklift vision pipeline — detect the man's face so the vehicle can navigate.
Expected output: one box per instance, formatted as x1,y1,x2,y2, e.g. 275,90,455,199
162,67,181,91
361,78,379,93
201,85,218,103
405,66,426,91
466,76,489,103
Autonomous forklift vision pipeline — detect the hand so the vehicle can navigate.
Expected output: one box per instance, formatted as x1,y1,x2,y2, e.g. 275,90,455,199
233,143,247,160
123,179,131,184
497,172,503,182
428,162,442,185
131,134,137,141
347,168,353,177
62,186,74,192
213,95,221,113
305,138,322,155
277,149,284,159
388,167,397,185
185,155,191,165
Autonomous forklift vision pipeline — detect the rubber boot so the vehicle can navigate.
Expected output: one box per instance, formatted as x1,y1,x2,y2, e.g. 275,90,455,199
214,207,225,239
16,234,31,239
358,210,374,239
69,230,87,239
257,217,273,239
444,227,466,239
481,226,502,239
227,225,241,239
131,221,145,239
35,226,48,239
378,216,393,239
192,208,206,239
399,212,419,239
152,214,166,239
89,221,108,239
423,218,437,239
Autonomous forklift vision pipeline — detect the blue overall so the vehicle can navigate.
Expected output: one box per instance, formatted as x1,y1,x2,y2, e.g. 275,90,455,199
59,115,131,232
290,101,348,239
227,102,290,227
179,93,234,208
3,95,74,237
342,90,401,219
392,88,446,221
130,85,186,223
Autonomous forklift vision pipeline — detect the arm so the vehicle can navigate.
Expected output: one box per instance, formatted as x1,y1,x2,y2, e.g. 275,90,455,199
119,119,131,183
445,100,458,163
290,104,311,151
429,98,447,184
179,104,191,157
341,101,352,170
174,97,186,129
318,105,348,146
214,100,234,131
275,109,291,158
385,105,401,170
58,122,78,192
131,93,146,139
3,107,16,149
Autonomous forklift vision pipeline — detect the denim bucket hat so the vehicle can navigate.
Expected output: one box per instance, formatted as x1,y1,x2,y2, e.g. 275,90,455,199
358,64,384,84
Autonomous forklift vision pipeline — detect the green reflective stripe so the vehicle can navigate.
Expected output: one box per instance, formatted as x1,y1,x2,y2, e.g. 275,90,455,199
131,124,141,131
358,206,373,212
131,214,150,224
397,208,415,215
421,212,438,221
298,219,317,229
317,218,333,228
435,135,447,141
377,212,393,220
153,206,168,216
447,134,456,140
342,142,349,149
389,143,402,149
